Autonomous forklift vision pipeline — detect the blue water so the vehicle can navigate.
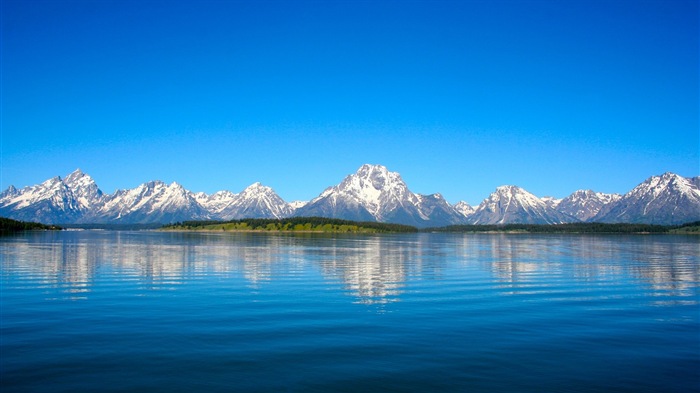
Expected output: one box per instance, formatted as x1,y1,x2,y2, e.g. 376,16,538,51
1,231,698,392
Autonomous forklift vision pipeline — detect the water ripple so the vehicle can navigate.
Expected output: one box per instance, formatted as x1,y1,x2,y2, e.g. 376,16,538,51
1,232,698,392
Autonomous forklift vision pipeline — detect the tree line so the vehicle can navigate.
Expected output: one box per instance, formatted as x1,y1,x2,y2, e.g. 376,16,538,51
163,216,419,233
4,215,698,234
0,217,62,233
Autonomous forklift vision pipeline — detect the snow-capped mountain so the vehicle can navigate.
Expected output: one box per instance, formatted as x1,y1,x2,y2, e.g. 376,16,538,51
289,200,309,210
555,190,622,222
411,193,467,227
454,201,475,218
91,181,211,224
215,183,293,220
0,175,84,224
0,169,105,223
195,190,237,216
1,167,698,226
468,185,576,225
0,170,295,224
195,184,293,220
63,169,104,211
295,164,466,227
540,196,562,210
595,172,700,224
0,185,19,200
690,176,700,190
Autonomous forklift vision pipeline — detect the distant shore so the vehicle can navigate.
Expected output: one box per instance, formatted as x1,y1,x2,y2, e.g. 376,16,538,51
162,219,700,235
425,222,700,234
3,216,698,235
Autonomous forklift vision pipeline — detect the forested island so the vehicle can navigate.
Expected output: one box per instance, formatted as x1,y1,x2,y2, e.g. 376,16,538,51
162,217,419,233
0,217,62,233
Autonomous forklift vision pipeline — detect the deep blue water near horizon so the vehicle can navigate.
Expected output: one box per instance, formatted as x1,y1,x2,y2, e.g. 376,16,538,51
1,231,698,392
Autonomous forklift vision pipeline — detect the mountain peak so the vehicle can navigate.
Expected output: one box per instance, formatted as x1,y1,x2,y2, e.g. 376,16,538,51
470,185,573,225
357,163,389,174
145,180,167,188
215,182,290,220
240,182,277,197
64,168,97,184
454,201,475,218
0,185,19,199
649,172,684,184
596,172,700,224
296,164,466,227
660,171,680,179
245,182,267,190
353,164,397,187
2,167,698,226
495,185,527,193
67,168,84,177
557,189,621,222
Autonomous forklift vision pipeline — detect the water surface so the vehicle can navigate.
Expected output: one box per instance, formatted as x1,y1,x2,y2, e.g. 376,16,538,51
1,231,698,392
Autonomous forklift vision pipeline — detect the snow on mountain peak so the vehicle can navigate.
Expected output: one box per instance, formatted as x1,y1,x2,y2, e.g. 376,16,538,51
541,196,562,209
64,168,103,209
454,201,475,218
357,163,389,176
0,185,19,200
243,182,269,193
2,167,698,226
65,168,84,179
470,184,574,224
596,172,700,224
289,200,308,210
296,164,466,227
190,182,292,220
556,189,621,221
332,164,411,217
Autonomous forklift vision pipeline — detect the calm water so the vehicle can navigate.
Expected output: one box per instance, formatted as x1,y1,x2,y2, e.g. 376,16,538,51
1,231,698,392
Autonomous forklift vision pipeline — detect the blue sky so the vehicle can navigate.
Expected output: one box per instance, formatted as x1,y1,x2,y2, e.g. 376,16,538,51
2,0,698,205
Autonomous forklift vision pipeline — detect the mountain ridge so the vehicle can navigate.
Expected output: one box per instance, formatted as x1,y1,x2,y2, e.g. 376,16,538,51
1,166,698,226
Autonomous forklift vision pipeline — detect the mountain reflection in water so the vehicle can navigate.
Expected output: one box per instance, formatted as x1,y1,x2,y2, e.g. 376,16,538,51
2,230,699,393
2,231,697,306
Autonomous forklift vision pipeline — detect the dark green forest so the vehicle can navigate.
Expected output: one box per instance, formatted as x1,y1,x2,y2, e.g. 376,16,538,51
0,217,62,233
3,215,698,234
164,219,700,234
162,217,419,233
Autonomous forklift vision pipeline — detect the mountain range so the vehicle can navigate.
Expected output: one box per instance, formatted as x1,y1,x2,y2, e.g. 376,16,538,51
1,165,698,227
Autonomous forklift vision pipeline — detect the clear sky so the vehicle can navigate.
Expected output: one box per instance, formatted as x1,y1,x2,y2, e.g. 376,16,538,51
2,0,698,205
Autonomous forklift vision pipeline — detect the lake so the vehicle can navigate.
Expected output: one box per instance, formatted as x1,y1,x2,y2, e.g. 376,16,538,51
1,231,698,392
